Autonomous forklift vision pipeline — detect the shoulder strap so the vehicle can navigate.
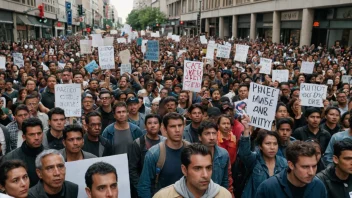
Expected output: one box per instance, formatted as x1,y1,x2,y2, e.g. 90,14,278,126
182,140,190,147
157,142,166,170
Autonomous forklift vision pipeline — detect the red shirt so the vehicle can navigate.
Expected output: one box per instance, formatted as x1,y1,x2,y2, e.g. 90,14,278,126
217,131,237,164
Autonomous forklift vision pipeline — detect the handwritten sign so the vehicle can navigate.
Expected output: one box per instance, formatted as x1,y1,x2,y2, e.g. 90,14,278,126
80,40,92,54
216,45,231,59
103,37,114,46
299,83,327,107
0,56,5,69
200,36,207,44
98,46,115,70
300,61,315,74
342,75,352,84
141,30,145,36
119,49,131,64
120,63,132,75
206,43,216,59
272,70,289,83
110,30,117,34
145,40,159,61
13,53,24,67
259,58,272,75
234,44,249,63
177,50,187,58
55,84,81,117
85,60,99,73
247,82,279,130
183,60,203,92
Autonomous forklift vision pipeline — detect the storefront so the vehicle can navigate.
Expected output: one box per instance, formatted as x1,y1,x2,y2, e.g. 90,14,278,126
208,18,218,37
0,10,13,42
257,13,273,41
280,10,302,45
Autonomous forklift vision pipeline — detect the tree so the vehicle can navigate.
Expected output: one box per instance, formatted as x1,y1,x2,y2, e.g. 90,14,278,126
126,7,167,30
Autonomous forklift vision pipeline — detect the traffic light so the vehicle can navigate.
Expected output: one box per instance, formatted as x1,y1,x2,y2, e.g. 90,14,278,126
180,21,184,25
78,5,83,16
37,4,47,23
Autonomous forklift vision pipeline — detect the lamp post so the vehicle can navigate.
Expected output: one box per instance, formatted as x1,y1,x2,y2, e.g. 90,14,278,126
198,0,202,35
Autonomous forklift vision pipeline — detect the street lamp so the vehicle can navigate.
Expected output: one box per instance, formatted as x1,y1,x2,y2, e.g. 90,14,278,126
198,0,202,35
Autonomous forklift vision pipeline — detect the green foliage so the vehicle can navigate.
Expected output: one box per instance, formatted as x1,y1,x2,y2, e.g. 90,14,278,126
126,7,167,30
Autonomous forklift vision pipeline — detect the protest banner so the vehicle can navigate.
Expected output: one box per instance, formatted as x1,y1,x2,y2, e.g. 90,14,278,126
272,70,289,83
120,63,132,75
65,154,130,198
259,58,272,75
206,43,216,59
91,34,103,47
300,61,315,74
119,49,131,64
234,44,249,63
55,84,81,117
299,83,327,107
225,42,232,47
167,32,172,39
98,46,115,70
247,82,279,130
84,60,99,73
216,44,231,59
12,53,24,67
103,37,114,46
110,30,117,34
141,40,148,54
182,60,203,92
117,38,126,44
342,75,352,84
0,56,5,69
80,40,92,54
145,40,159,61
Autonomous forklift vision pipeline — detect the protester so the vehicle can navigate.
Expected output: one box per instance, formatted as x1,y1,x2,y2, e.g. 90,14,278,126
183,104,204,143
0,160,30,198
276,118,296,158
46,107,66,150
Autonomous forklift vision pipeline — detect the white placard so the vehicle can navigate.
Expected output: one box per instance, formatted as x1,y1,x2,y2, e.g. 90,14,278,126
272,70,289,83
202,57,214,67
80,40,92,54
183,60,203,92
300,61,315,74
103,37,114,46
259,58,272,75
91,34,103,47
234,44,249,63
98,46,115,70
299,83,327,107
119,49,131,64
58,62,66,69
110,30,117,34
13,53,24,68
49,48,54,55
342,75,352,84
117,38,126,44
206,43,217,59
247,82,279,130
41,62,49,71
177,50,187,58
65,154,130,198
172,35,180,42
0,57,5,69
200,36,207,44
141,40,148,54
55,84,81,117
141,30,145,36
209,40,215,44
216,44,231,59
120,63,132,75
167,32,172,39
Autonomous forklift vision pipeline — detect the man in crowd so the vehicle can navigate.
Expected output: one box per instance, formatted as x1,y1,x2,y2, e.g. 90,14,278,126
45,107,66,150
3,79,18,100
232,84,249,102
61,68,72,84
184,104,204,143
97,90,115,131
335,89,348,114
320,106,342,136
7,104,30,152
24,94,49,132
276,118,295,158
41,75,57,109
127,97,146,131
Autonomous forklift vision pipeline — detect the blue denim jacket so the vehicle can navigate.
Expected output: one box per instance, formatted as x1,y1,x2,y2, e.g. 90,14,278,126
238,136,288,198
102,122,144,145
212,145,230,189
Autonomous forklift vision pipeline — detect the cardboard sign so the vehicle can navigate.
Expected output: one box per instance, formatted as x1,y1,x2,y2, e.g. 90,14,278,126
98,46,115,70
177,50,187,58
247,82,279,130
80,40,92,54
145,40,159,61
300,61,314,74
55,84,82,117
103,37,114,46
206,43,217,59
141,30,146,36
216,44,231,59
85,60,99,73
119,49,131,64
182,60,203,92
117,38,126,44
65,154,130,198
200,36,207,44
12,53,24,67
299,83,327,107
120,63,132,75
0,56,5,69
259,58,272,75
234,44,249,63
91,34,103,47
272,70,289,83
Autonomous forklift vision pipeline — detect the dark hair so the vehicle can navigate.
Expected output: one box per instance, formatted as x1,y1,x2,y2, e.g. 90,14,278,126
181,143,212,168
162,112,184,128
85,111,102,124
24,94,39,104
73,72,83,78
0,160,27,186
256,130,280,146
276,102,287,113
238,83,250,91
25,79,36,86
217,115,233,126
14,104,29,116
63,124,83,139
304,107,321,118
85,162,118,189
145,114,162,125
324,106,341,116
276,118,293,131
333,138,352,158
112,101,127,112
99,90,112,98
188,104,204,114
22,117,43,135
47,107,66,120
163,96,178,106
198,121,218,136
286,141,317,171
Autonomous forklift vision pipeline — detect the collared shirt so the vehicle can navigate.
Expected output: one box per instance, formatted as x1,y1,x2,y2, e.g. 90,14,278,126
217,131,237,164
7,121,22,152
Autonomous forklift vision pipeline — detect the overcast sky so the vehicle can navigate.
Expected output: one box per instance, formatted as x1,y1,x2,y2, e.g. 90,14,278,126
111,0,133,24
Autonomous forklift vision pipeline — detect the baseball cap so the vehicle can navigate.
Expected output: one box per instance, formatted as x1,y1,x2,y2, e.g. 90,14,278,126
126,97,139,105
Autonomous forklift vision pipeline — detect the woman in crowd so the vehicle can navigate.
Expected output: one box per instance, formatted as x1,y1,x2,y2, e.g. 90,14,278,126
0,160,30,198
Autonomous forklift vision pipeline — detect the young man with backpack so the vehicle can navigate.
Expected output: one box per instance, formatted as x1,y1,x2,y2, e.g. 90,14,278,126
137,112,189,197
128,114,166,198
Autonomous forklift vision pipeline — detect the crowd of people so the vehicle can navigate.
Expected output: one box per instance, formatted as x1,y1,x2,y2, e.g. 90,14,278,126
0,32,351,198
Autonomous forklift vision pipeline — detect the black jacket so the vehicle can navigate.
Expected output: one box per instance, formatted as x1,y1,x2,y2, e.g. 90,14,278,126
28,180,78,198
292,125,331,152
82,134,113,157
40,88,55,109
316,165,352,198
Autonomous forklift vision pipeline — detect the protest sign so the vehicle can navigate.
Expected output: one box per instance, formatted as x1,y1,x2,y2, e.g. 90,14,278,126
137,38,142,46
247,82,279,130
173,35,180,42
58,62,65,69
183,60,203,92
202,57,214,67
119,49,131,64
84,60,99,73
167,32,172,39
80,40,92,54
206,43,216,59
209,40,215,44
65,154,130,198
225,42,232,47
299,83,327,107
55,84,81,117
117,38,126,44
300,61,314,74
177,50,186,58
342,75,352,84
120,63,132,75
41,62,49,71
141,30,146,36
91,34,103,47
234,44,249,62
103,37,114,46
145,40,159,61
110,30,117,34
0,56,5,69
141,40,148,54
49,48,54,55
216,45,231,59
155,31,160,37
200,36,207,44
259,58,272,75
12,53,24,67
98,46,115,70
272,70,289,83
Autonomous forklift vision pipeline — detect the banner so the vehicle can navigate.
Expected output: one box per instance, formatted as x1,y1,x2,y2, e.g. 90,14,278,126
145,40,159,61
259,58,272,75
55,84,81,117
182,60,203,92
300,61,314,74
84,60,99,74
216,45,231,59
234,44,249,62
80,40,92,54
103,37,114,46
119,49,131,64
13,53,24,67
206,43,216,59
299,83,327,107
247,82,279,130
120,63,132,75
272,70,289,83
98,46,115,70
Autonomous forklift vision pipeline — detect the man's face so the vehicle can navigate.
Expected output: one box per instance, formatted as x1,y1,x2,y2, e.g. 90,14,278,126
146,117,160,135
155,71,162,81
337,93,347,104
85,173,118,198
15,110,29,125
189,108,203,124
89,81,99,90
164,80,173,89
37,154,65,192
62,71,71,82
26,80,36,92
238,87,249,99
100,94,112,107
288,156,317,185
114,106,128,123
199,128,217,147
49,114,65,132
5,82,12,91
166,119,184,142
278,123,292,142
22,125,43,148
49,63,56,72
25,98,39,115
47,77,57,89
165,101,177,113
181,154,212,193
218,117,231,134
83,97,94,111
127,103,139,115
119,78,127,88
333,150,352,175
87,116,102,138
160,90,168,99
63,131,84,154
179,93,188,103
281,85,290,96
326,109,340,124
0,81,5,89
307,112,321,129
73,74,83,84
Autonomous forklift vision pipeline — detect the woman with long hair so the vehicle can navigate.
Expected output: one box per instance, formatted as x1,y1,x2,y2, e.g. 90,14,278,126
0,160,30,198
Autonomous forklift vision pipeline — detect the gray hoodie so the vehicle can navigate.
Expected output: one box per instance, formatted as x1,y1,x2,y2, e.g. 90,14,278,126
174,176,220,198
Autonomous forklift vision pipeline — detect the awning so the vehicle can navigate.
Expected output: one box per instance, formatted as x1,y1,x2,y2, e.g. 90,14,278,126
0,11,13,24
27,16,42,27
16,15,32,26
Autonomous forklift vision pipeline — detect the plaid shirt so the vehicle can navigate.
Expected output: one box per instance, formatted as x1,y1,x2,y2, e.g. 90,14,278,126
6,121,21,152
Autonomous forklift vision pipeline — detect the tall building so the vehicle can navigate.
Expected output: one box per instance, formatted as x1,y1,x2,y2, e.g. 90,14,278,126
133,0,152,10
152,0,167,15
